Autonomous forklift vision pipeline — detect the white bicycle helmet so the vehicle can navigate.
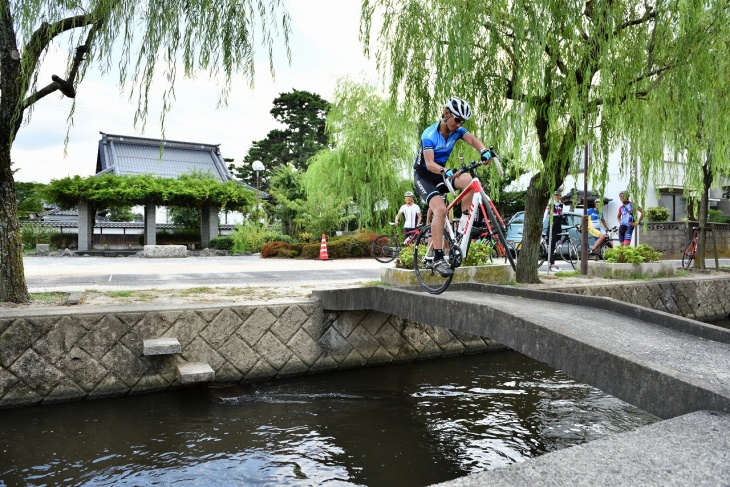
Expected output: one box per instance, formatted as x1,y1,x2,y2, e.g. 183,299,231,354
444,97,472,121
404,191,414,197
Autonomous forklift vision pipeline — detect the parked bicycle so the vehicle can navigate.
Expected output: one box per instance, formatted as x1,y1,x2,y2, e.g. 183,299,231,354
537,225,580,269
595,226,620,260
413,149,516,294
681,227,699,268
371,223,421,264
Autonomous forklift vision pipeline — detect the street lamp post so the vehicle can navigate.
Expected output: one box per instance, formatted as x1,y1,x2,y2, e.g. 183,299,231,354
252,160,264,222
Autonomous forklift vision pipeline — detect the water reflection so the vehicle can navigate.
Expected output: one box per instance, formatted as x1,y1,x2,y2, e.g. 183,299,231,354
0,351,658,486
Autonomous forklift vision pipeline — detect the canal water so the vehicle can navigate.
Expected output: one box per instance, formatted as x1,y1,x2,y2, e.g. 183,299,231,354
0,350,658,486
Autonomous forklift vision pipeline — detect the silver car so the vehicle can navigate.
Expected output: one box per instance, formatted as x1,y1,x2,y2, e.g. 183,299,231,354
506,211,584,254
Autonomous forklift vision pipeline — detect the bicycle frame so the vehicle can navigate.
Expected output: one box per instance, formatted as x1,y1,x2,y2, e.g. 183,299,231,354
443,176,505,259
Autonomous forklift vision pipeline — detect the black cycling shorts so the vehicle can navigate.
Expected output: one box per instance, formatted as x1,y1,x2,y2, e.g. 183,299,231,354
414,168,448,205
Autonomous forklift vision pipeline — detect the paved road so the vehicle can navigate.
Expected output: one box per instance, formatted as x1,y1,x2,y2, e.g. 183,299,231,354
21,254,729,293
22,255,385,292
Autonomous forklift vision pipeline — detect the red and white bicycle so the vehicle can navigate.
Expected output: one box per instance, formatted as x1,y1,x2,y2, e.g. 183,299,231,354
413,147,516,294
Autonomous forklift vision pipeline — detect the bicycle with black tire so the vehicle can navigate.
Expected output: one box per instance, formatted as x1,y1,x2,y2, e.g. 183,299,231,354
537,225,580,269
681,227,699,268
371,223,421,264
413,149,515,294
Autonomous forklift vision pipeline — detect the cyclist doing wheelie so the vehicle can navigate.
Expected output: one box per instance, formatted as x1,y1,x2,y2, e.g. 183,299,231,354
413,97,496,277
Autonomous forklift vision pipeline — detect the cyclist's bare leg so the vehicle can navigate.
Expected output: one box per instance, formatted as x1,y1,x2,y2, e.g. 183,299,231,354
592,234,607,252
428,195,448,251
453,173,474,214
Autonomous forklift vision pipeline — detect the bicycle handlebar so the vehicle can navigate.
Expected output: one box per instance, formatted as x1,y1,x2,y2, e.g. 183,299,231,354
443,146,504,181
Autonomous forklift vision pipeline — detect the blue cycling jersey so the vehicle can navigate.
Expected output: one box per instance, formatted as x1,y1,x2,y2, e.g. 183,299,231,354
413,121,468,170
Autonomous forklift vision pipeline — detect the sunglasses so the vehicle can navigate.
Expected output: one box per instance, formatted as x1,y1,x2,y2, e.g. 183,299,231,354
452,115,465,124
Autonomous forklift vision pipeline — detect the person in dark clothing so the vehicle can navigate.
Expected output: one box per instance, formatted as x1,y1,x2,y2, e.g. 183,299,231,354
545,190,564,271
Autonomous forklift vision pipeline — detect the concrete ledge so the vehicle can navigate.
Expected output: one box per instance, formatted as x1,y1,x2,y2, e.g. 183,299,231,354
589,261,676,278
177,362,215,383
143,245,187,258
381,264,514,286
143,338,182,356
457,283,730,345
434,410,730,486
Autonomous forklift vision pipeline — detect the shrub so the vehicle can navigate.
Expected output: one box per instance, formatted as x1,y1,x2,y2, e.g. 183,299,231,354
301,243,320,259
396,244,415,268
463,241,494,266
646,206,670,222
265,233,294,244
278,248,300,258
708,209,730,223
604,243,662,263
50,232,78,249
231,221,273,253
261,241,294,258
208,236,234,250
21,224,54,246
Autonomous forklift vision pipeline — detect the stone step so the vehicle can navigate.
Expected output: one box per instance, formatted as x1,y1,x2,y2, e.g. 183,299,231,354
143,338,181,356
177,362,215,384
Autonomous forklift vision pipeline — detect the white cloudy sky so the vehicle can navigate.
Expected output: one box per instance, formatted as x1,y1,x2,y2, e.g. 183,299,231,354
11,0,379,183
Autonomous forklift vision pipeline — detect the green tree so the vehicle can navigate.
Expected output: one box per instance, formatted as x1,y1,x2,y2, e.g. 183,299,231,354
169,207,201,230
230,89,329,190
644,21,730,269
0,1,290,302
303,80,415,230
362,0,726,283
105,206,136,222
15,182,46,219
268,164,305,237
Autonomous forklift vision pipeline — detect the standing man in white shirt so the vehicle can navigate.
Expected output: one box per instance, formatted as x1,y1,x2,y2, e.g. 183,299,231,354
395,191,422,243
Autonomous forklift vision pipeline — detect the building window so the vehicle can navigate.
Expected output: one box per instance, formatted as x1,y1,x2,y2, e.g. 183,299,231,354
659,191,687,221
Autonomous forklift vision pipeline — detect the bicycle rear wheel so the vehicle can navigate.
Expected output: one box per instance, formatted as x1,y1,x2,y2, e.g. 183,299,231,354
599,241,612,260
484,201,516,271
681,240,695,268
562,240,579,269
413,224,454,294
371,234,398,263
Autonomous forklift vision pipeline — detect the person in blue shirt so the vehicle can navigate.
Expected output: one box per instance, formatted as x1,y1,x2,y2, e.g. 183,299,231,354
587,199,609,254
413,97,494,277
617,191,643,245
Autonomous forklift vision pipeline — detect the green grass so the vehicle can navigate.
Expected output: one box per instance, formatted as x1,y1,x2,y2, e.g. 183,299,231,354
176,287,213,297
106,291,135,298
362,280,392,287
553,270,581,277
29,292,68,304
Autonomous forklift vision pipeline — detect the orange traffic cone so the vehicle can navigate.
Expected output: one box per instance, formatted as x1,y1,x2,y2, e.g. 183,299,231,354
318,234,332,260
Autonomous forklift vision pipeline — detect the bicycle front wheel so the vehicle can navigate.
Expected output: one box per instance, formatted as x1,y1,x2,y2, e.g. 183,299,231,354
371,234,398,263
484,203,517,271
413,224,454,294
681,240,695,268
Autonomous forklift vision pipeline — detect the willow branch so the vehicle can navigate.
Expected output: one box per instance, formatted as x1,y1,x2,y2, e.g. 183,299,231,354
22,18,101,109
616,7,656,35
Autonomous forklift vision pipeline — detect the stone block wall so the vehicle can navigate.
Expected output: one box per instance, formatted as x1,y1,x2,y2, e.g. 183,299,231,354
641,222,730,259
553,275,730,321
0,303,502,409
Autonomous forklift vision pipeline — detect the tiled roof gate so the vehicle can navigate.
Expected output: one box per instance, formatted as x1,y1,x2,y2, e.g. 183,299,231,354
74,133,262,251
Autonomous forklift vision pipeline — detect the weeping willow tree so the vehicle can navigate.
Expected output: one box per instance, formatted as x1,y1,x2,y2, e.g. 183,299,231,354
303,79,415,230
0,0,290,302
362,0,727,283
635,14,730,269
